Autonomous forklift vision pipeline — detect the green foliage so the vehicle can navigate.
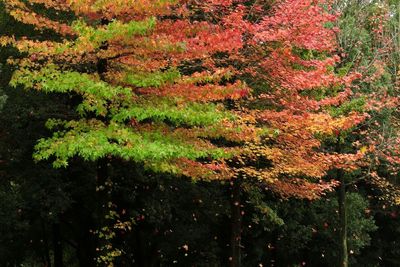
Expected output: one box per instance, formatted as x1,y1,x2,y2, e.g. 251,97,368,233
113,101,231,126
34,119,230,168
11,65,133,116
124,68,181,88
329,97,366,117
72,17,156,48
244,192,378,266
310,193,377,257
244,184,284,230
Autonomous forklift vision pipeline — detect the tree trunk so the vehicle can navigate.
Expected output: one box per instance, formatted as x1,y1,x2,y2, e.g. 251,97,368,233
74,199,96,267
77,217,96,267
336,136,348,267
94,19,113,265
41,220,52,267
53,223,63,267
230,179,242,267
338,169,348,267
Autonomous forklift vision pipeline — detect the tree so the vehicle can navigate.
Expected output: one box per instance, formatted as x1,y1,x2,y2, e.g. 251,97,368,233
0,0,386,266
1,0,253,177
0,0,252,265
221,0,368,264
332,1,400,265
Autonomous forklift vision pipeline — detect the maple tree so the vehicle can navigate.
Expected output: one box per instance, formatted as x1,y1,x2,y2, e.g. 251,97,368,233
231,0,370,265
220,7,368,261
0,0,386,265
0,0,371,199
0,0,253,264
0,0,253,178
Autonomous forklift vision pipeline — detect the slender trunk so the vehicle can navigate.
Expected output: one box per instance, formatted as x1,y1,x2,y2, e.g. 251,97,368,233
41,221,52,267
96,16,110,218
271,233,278,267
338,170,348,267
230,179,242,267
74,198,96,267
336,135,348,267
94,19,112,263
136,230,150,267
96,157,110,251
53,223,63,267
77,216,96,267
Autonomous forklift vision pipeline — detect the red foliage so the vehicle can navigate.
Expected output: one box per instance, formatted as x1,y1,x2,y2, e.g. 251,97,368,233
3,0,373,199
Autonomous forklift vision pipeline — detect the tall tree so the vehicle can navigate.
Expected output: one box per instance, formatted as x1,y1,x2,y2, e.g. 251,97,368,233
209,0,370,265
332,1,400,265
1,0,253,177
0,0,252,264
1,0,388,266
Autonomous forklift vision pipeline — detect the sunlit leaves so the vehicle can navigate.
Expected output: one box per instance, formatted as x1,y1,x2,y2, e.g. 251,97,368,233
124,68,180,88
112,101,231,126
34,119,230,169
2,0,255,179
72,17,156,49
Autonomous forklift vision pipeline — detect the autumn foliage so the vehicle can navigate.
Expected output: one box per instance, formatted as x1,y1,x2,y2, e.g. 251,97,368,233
0,0,374,200
223,0,368,199
1,0,252,176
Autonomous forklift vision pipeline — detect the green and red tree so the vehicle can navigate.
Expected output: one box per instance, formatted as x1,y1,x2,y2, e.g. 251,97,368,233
1,0,254,178
0,0,380,265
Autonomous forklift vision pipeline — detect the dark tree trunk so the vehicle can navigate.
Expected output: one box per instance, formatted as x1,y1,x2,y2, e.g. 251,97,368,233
41,220,52,267
230,179,242,267
336,137,348,267
94,20,112,263
76,204,96,267
53,223,63,267
338,170,348,267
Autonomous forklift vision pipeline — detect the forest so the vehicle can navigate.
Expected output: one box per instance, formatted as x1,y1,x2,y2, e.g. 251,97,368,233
0,0,400,266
